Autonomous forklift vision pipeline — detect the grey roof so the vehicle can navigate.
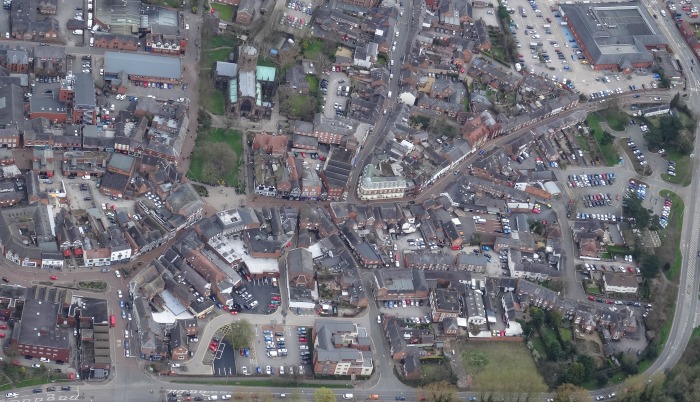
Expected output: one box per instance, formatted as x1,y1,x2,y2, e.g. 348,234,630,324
286,247,314,276
375,269,428,293
239,71,256,98
433,288,460,312
73,73,95,109
108,153,136,172
215,61,238,78
560,2,667,67
105,51,181,79
0,84,24,126
14,299,70,351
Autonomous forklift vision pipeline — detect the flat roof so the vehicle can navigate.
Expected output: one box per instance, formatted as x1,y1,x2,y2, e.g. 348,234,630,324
561,2,667,67
105,51,181,79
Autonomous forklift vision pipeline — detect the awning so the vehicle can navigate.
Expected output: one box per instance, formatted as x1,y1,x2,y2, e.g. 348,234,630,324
74,248,84,256
63,250,72,257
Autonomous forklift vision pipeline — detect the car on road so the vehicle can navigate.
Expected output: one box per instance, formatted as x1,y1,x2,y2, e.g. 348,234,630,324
5,393,18,398
118,290,123,298
1,277,7,283
31,363,41,368
115,270,121,278
46,387,56,392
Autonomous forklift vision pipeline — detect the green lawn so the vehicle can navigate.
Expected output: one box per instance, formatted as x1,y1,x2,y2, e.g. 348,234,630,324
203,91,225,115
257,57,276,68
211,3,235,21
204,35,239,49
587,113,620,166
460,341,547,394
576,135,590,151
658,302,676,347
661,150,692,187
302,39,324,59
659,190,685,281
202,48,232,67
539,326,558,346
603,110,627,131
188,128,243,186
306,75,318,92
287,94,312,115
559,327,573,343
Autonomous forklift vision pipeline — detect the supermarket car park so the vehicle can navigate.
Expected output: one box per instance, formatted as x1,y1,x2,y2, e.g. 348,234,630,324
506,0,668,96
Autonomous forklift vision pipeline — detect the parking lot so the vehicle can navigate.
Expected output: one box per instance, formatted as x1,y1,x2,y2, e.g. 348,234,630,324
230,279,281,314
213,340,236,376
322,71,350,118
506,0,660,95
236,325,311,377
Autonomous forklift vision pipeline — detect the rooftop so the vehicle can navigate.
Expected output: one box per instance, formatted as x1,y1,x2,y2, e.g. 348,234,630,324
105,51,181,79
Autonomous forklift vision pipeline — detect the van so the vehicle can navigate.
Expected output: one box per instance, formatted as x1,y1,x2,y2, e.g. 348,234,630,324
390,59,394,66
89,37,94,47
387,91,392,99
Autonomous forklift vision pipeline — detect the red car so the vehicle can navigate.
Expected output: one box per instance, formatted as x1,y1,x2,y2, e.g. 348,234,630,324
240,349,245,356
12,360,21,366
230,310,238,315
271,296,281,301
0,324,7,330
605,300,614,305
0,333,5,338
588,296,595,301
50,275,57,280
298,337,307,342
209,344,217,352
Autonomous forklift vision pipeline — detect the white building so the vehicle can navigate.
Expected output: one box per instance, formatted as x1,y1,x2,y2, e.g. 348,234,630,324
357,165,409,201
603,273,638,294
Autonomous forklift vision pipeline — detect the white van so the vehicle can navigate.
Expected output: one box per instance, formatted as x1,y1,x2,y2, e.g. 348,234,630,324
89,37,94,47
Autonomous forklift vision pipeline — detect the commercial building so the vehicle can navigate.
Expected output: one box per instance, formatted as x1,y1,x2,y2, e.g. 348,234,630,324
11,299,71,362
313,319,373,377
104,51,182,84
560,2,669,71
357,164,409,201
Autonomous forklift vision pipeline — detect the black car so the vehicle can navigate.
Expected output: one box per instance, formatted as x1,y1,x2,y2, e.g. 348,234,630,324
54,368,62,373
61,386,71,391
25,355,33,360
194,397,204,401
46,387,56,392
56,360,64,365
83,197,92,201
1,277,8,283
33,388,42,394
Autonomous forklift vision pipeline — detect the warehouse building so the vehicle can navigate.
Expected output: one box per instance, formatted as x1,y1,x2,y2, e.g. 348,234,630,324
560,2,669,71
104,51,182,84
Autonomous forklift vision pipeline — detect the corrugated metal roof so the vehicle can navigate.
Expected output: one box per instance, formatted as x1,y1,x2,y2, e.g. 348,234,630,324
105,51,181,79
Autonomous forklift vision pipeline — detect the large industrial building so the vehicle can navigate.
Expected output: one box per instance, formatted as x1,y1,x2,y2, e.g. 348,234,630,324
560,2,669,71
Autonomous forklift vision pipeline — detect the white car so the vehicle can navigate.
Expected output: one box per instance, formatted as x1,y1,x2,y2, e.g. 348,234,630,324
40,357,50,363
266,365,272,375
185,23,190,29
118,290,123,298
5,393,18,398
124,330,129,338
172,363,181,368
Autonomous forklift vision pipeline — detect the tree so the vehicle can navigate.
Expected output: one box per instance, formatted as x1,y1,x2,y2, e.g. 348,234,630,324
576,354,596,379
420,381,458,402
224,319,254,349
622,195,651,229
564,362,587,385
640,254,661,279
530,307,545,328
546,340,562,361
313,389,336,402
290,390,302,402
600,131,615,146
545,309,562,328
620,353,639,375
553,384,593,402
197,142,238,185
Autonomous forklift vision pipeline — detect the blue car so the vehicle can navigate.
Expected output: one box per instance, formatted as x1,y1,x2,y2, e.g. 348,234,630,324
244,348,250,357
478,150,485,155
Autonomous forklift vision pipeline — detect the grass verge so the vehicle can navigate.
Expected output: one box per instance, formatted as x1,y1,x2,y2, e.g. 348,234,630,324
661,150,692,187
460,341,547,394
658,302,676,347
659,190,684,281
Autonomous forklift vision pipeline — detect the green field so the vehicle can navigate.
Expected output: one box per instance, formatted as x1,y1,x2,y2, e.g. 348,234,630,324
302,39,324,59
587,113,620,166
659,190,685,281
305,75,318,92
211,3,235,21
202,48,232,68
188,128,243,186
661,150,692,187
204,35,238,49
460,341,547,394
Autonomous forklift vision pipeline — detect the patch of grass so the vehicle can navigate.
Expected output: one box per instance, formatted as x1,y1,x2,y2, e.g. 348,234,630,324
692,326,700,338
203,91,225,116
540,326,558,346
287,94,312,115
531,336,547,357
302,39,324,59
211,3,235,21
658,302,676,347
460,341,547,394
587,113,620,166
603,110,627,131
171,379,350,388
305,75,318,92
257,57,276,68
661,150,692,187
559,327,573,343
204,35,239,49
202,48,232,67
576,135,590,151
659,190,684,281
188,128,243,186
144,0,182,7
